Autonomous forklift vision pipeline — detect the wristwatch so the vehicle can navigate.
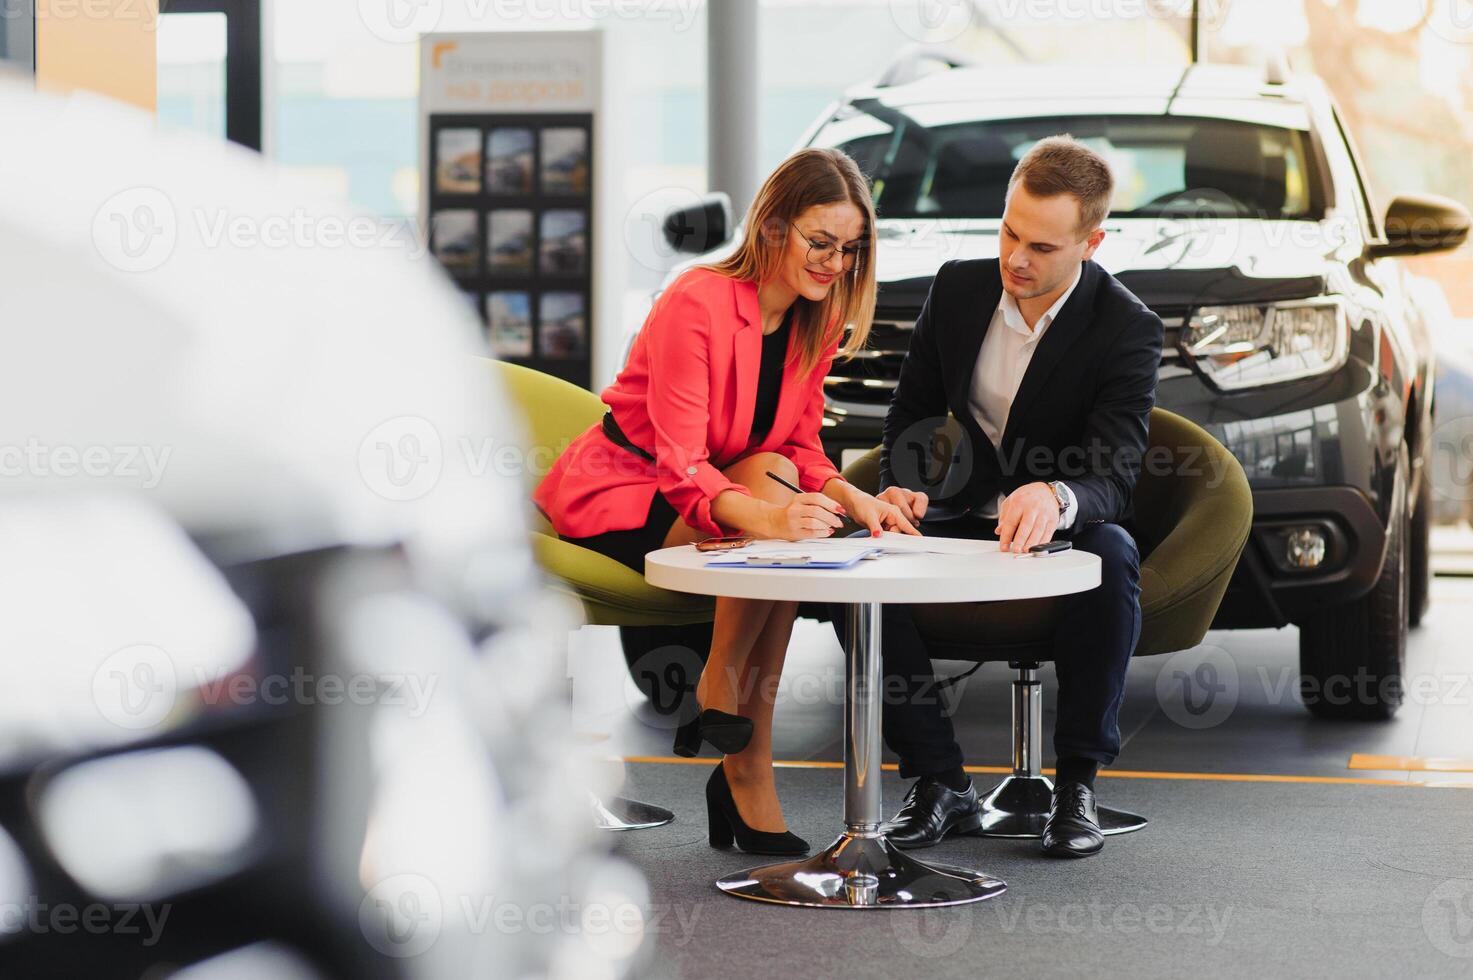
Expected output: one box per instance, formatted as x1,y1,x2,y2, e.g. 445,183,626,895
1046,481,1069,516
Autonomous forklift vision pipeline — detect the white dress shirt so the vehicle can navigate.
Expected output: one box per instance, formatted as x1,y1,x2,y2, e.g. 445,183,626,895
967,266,1082,528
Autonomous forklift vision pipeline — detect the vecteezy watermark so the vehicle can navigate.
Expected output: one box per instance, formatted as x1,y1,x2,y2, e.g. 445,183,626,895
6,0,159,29
358,0,700,44
619,661,972,729
92,644,440,732
190,208,425,257
355,421,587,502
1430,413,1473,503
192,666,440,718
358,875,702,959
360,874,443,959
992,899,1235,941
888,0,975,44
358,0,444,45
620,643,705,732
1152,647,1473,730
1143,202,1357,269
887,418,1242,500
1426,0,1473,46
890,875,978,957
624,186,725,275
1154,645,1239,730
1424,878,1473,958
92,644,179,732
990,0,1232,29
359,416,446,502
355,417,1241,505
892,896,1234,956
0,439,171,488
474,0,701,31
93,187,178,274
92,188,427,274
889,0,1232,43
0,898,171,947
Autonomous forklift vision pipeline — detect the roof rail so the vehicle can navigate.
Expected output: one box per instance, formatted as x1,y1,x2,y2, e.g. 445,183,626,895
1264,49,1291,86
874,44,974,88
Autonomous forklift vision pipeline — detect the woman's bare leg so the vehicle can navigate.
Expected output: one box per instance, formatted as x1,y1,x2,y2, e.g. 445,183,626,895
720,597,799,831
658,452,808,832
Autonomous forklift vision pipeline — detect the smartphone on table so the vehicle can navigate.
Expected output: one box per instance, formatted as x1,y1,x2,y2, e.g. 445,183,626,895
695,536,754,552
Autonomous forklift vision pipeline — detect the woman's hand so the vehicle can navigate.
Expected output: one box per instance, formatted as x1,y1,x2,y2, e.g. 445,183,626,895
765,493,845,540
823,480,921,536
844,488,921,537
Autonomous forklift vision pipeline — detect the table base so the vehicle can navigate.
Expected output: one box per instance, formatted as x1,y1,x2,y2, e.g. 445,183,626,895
976,775,1147,838
591,795,675,832
716,832,1007,909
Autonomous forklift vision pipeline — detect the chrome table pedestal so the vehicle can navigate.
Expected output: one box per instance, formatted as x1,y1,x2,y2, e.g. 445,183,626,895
976,664,1147,838
592,794,675,832
717,604,1007,909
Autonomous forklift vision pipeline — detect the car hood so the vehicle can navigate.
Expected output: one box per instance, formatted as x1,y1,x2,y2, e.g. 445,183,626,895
873,217,1342,309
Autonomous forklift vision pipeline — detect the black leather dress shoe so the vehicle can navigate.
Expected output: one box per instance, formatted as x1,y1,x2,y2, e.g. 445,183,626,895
1041,782,1105,858
881,776,982,850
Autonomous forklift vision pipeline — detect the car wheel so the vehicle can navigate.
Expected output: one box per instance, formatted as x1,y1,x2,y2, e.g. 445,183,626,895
1297,445,1409,721
1408,448,1433,628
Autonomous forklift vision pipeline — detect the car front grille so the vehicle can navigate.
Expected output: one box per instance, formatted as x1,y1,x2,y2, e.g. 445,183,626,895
824,313,912,412
824,307,1190,417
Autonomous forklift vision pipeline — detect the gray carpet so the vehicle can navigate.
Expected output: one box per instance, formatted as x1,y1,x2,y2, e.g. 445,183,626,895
609,762,1473,980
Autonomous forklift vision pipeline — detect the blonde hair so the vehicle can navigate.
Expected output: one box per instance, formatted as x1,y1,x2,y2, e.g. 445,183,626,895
1009,135,1115,235
701,148,877,377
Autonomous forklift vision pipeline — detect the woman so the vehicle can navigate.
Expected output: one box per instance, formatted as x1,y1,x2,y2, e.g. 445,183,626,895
535,148,919,855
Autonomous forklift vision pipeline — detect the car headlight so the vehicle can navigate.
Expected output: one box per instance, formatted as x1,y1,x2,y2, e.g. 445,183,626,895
1180,299,1349,390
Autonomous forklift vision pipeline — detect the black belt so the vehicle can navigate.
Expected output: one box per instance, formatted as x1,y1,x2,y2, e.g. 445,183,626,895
601,412,655,463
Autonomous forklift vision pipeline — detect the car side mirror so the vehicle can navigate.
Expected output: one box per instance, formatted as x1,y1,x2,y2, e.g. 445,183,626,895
662,193,731,255
1367,193,1471,258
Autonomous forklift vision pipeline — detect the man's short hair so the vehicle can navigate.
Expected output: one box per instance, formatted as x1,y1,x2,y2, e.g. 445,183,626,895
1008,135,1114,235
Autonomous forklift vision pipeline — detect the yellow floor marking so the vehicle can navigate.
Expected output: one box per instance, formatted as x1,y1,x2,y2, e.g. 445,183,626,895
616,755,1460,787
1349,752,1473,773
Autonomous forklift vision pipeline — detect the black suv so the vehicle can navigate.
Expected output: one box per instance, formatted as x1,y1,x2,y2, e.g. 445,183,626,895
655,62,1470,719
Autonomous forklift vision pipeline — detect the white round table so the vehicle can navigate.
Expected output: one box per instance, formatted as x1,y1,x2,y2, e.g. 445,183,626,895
645,536,1101,910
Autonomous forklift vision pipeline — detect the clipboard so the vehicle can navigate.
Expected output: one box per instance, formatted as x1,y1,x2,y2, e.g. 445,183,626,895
704,546,881,569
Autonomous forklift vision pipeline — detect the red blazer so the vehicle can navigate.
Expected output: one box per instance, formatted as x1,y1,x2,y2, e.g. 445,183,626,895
534,267,843,539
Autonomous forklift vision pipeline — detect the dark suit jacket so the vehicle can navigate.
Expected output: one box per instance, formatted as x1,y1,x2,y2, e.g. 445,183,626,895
879,258,1164,529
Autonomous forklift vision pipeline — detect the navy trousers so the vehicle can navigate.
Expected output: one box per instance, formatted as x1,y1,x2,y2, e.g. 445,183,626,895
832,515,1142,778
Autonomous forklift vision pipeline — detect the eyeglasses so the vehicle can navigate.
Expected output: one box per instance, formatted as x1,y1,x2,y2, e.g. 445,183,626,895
791,224,865,272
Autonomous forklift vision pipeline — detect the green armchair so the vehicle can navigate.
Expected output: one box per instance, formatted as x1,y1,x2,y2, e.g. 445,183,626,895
488,359,716,830
492,360,714,628
840,407,1253,837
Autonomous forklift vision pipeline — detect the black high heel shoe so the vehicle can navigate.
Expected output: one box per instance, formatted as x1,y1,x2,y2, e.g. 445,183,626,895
705,762,809,856
672,707,753,758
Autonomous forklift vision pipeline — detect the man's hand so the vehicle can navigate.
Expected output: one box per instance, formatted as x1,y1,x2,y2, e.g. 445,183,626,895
995,482,1060,554
877,487,929,524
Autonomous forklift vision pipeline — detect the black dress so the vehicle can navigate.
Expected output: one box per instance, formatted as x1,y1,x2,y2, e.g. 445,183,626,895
560,310,793,572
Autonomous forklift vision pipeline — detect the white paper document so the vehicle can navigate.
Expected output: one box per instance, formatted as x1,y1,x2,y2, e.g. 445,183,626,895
708,532,990,558
704,541,883,568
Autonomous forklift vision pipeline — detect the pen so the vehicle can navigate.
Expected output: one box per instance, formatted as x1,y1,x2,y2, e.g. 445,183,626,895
764,470,803,494
766,469,848,518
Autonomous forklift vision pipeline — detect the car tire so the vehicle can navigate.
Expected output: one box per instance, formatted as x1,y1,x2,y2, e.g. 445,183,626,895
1408,449,1432,628
1297,445,1409,721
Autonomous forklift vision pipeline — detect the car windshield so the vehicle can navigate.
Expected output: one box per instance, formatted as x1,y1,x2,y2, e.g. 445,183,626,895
809,106,1327,221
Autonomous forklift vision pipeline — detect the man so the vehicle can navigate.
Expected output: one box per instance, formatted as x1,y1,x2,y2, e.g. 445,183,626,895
868,136,1163,858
